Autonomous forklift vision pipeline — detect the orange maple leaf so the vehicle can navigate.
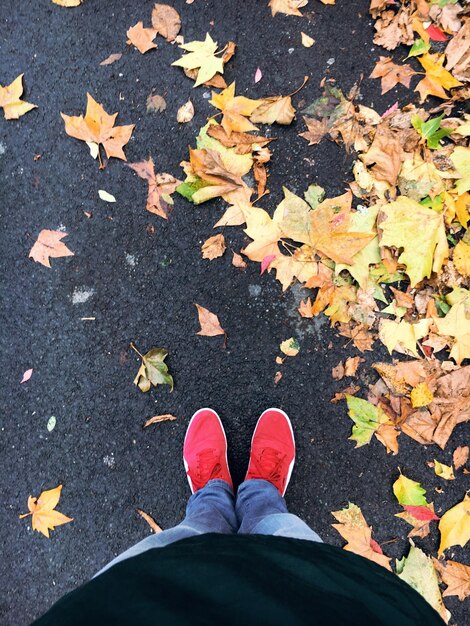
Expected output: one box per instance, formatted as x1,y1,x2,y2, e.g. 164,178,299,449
19,485,73,538
29,230,74,268
126,21,157,54
0,74,37,120
61,93,135,166
128,158,180,219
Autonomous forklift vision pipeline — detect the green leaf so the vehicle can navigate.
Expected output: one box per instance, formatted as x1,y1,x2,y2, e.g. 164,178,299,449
176,178,209,202
412,114,453,150
407,38,431,58
396,545,450,623
133,347,174,393
304,184,325,209
345,395,388,447
393,474,428,506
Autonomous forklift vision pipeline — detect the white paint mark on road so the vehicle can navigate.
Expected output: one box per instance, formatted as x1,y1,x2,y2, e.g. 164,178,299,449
71,287,95,304
103,454,115,469
125,253,136,267
249,284,262,298
0,142,6,156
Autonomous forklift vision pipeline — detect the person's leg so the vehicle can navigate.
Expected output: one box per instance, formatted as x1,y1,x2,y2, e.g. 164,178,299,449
97,408,236,575
236,478,322,541
236,408,322,542
97,478,237,575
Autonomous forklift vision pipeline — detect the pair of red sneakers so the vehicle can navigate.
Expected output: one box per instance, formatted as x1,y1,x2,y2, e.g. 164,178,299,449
183,408,295,496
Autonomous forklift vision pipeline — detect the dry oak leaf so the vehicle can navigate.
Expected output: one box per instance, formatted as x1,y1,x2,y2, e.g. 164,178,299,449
433,558,470,602
151,3,181,42
126,22,157,54
438,495,470,556
29,230,74,268
0,74,37,120
379,196,448,287
143,414,177,427
331,502,391,570
195,304,225,337
210,82,260,136
416,53,463,102
453,445,469,470
128,158,180,219
19,485,72,538
268,0,308,17
137,508,163,533
61,94,134,164
369,57,416,94
172,34,224,88
201,233,226,260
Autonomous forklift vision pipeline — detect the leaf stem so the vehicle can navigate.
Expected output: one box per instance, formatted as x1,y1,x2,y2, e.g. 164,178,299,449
130,342,144,359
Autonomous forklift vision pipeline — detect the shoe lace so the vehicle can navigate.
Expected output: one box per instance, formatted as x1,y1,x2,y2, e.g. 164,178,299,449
187,447,222,488
250,447,286,486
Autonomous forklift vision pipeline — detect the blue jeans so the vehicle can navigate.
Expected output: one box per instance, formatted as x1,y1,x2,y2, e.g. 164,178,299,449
98,479,322,575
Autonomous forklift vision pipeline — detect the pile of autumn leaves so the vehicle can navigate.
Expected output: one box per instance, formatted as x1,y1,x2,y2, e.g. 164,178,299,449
3,0,469,618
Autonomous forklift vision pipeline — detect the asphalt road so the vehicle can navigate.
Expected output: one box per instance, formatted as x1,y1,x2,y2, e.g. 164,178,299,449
0,1,467,623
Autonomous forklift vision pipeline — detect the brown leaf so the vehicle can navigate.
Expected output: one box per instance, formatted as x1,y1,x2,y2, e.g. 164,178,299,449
373,8,413,51
29,230,74,268
143,414,177,427
232,251,247,269
344,356,365,377
176,99,194,123
129,158,180,219
369,57,416,95
331,384,360,403
0,74,37,120
433,558,470,601
146,93,167,113
274,371,283,385
445,20,470,83
332,361,345,380
299,116,329,145
253,160,268,196
136,508,163,533
126,22,157,54
201,234,226,260
453,445,469,470
268,0,308,17
151,3,181,42
298,297,314,318
250,95,295,125
206,124,272,152
338,323,376,352
99,53,122,66
362,122,404,185
195,304,225,336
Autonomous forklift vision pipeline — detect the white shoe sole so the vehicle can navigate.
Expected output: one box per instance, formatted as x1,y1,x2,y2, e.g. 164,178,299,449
183,407,230,494
246,407,296,497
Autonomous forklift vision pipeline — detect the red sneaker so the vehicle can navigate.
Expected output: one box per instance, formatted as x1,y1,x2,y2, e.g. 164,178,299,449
245,408,295,496
183,408,233,494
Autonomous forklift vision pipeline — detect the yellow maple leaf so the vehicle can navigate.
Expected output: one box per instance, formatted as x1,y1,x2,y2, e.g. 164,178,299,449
453,239,470,277
379,318,431,357
210,82,260,136
242,204,282,262
0,74,37,120
438,495,470,556
19,485,73,538
250,95,295,125
415,53,463,102
434,301,470,365
172,33,224,88
411,382,434,407
61,93,135,165
379,196,448,287
450,147,470,196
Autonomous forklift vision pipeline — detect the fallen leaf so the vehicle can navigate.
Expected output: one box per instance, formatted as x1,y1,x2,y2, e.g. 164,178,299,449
393,473,428,506
416,53,463,102
438,495,470,556
332,361,345,380
250,94,295,125
434,301,470,365
453,445,469,470
177,99,195,123
172,33,225,88
195,304,225,336
20,369,33,384
254,67,263,83
344,356,364,377
129,158,180,219
331,502,391,570
61,93,134,164
299,117,328,145
434,460,455,481
99,53,122,66
136,508,163,533
126,22,157,54
151,3,181,42
210,82,260,136
396,545,450,624
146,93,167,113
369,56,416,94
445,20,470,83
0,74,37,120
52,0,81,5
345,395,389,447
19,485,73,538
132,344,174,393
201,233,226,260
274,371,283,385
411,382,434,408
232,251,247,269
432,558,470,602
98,189,116,203
29,230,74,268
298,297,314,318
280,337,300,357
143,414,177,427
268,0,308,17
301,32,315,48
453,239,470,277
